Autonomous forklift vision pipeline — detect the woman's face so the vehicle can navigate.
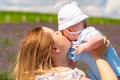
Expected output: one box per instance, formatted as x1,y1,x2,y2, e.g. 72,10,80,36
43,27,71,54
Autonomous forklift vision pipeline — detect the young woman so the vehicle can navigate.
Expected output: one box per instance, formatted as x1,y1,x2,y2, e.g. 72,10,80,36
13,26,117,80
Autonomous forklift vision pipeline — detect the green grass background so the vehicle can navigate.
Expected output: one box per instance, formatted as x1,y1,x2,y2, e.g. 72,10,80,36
0,11,120,80
0,11,120,24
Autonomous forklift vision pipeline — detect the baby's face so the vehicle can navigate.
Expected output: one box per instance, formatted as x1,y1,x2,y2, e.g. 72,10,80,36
61,29,79,41
61,22,84,41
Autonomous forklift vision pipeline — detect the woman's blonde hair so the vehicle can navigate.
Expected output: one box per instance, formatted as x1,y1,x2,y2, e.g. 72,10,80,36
13,26,55,80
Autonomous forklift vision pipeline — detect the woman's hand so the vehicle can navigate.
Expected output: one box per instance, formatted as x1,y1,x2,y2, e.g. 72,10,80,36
90,36,117,80
90,36,110,60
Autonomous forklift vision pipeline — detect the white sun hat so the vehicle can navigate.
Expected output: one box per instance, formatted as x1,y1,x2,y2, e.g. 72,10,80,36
58,2,89,30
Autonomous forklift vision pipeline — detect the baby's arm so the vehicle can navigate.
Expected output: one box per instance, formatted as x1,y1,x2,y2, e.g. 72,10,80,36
75,34,104,54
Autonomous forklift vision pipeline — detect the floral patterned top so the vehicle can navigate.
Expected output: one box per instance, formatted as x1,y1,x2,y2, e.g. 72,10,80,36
35,67,85,80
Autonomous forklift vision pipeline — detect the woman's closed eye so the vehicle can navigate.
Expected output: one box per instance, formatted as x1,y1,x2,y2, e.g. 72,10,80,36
55,31,62,35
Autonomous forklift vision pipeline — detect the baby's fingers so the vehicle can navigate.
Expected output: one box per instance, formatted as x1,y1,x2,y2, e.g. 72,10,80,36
74,49,80,54
75,44,79,48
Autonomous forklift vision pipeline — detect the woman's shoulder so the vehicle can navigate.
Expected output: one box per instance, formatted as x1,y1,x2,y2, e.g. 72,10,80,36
35,67,85,80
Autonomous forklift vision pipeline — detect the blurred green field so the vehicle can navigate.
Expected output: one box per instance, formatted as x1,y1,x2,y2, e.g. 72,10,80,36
0,11,57,23
0,11,120,80
0,11,120,24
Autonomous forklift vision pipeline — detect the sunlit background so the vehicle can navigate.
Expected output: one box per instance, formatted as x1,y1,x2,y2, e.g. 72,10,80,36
0,0,120,79
0,0,120,18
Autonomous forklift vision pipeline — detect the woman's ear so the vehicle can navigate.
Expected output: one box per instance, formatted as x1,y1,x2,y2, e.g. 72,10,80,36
52,45,60,54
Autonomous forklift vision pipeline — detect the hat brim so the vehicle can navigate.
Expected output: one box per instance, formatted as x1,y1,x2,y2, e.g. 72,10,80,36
58,14,89,30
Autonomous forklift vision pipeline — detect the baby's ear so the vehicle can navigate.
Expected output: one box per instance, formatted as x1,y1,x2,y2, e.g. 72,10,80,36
52,44,60,54
71,1,79,6
55,3,62,12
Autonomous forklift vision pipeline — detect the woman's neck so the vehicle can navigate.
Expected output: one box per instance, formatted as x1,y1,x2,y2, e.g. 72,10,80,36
55,58,70,67
53,54,70,68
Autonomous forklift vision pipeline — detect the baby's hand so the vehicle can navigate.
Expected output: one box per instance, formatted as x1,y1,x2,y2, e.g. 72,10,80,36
74,44,85,54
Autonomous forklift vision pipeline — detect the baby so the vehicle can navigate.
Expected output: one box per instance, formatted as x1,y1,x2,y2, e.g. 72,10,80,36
57,2,120,80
